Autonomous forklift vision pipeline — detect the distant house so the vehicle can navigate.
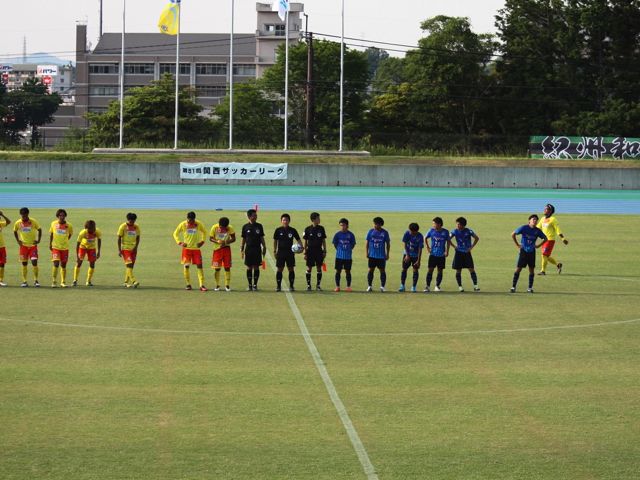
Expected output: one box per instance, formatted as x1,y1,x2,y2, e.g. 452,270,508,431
41,2,304,148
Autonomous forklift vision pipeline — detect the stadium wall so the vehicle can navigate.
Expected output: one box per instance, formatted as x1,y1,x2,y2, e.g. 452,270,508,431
0,161,638,189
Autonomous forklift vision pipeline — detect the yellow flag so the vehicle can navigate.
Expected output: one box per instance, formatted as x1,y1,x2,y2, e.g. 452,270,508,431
158,1,180,35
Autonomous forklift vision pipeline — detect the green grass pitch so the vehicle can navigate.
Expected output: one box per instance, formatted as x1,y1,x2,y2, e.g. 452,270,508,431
1,208,639,479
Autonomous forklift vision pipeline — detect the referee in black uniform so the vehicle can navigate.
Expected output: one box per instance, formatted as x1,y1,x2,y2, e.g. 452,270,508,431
240,209,266,291
303,212,327,291
273,213,301,291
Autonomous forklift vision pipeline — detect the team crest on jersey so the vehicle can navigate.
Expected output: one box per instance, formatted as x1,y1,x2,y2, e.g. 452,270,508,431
288,233,292,238
256,229,261,234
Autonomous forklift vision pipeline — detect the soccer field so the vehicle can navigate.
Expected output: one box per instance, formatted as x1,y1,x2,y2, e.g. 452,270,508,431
1,206,639,479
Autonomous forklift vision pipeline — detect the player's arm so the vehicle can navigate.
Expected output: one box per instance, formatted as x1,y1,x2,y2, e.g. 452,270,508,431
240,235,246,258
385,238,390,260
96,237,102,258
556,221,568,245
273,238,278,256
470,232,480,250
173,224,185,247
0,211,11,226
197,223,205,248
365,240,370,259
227,232,236,245
416,245,423,267
445,238,451,257
13,227,22,246
209,227,218,244
260,236,266,255
133,231,140,252
321,238,327,258
425,235,432,254
535,232,548,249
511,231,520,249
49,228,54,251
117,235,123,257
36,227,42,244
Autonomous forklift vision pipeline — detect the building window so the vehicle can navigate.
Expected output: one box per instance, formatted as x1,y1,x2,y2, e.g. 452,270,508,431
89,63,119,74
195,63,227,75
275,25,286,36
124,63,154,75
264,24,285,36
159,63,191,75
89,85,119,96
233,64,256,76
195,85,227,98
88,106,108,113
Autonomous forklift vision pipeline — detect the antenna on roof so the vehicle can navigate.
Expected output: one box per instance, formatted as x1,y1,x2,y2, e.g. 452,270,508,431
23,36,27,63
99,0,103,38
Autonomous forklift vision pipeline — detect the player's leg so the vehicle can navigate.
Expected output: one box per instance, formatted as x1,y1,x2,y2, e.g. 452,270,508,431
196,264,206,291
412,262,420,290
455,268,462,288
276,262,284,291
426,266,434,290
31,256,39,286
52,256,60,287
0,248,5,285
379,262,387,291
60,252,68,287
435,266,443,291
334,259,342,291
73,257,82,286
315,258,323,290
366,258,375,290
224,266,231,291
305,262,312,290
469,268,479,291
399,258,408,291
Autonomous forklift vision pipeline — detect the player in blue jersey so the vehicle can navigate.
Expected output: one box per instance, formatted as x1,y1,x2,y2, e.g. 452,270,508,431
510,214,547,293
399,222,423,292
424,217,450,292
450,217,480,292
332,218,356,292
365,217,390,292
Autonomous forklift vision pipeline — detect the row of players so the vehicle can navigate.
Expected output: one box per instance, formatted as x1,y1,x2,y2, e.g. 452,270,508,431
0,205,568,293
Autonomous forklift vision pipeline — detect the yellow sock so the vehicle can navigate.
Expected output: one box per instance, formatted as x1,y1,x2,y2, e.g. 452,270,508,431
0,266,4,282
126,267,136,283
74,265,80,282
87,267,94,282
214,269,221,286
52,265,59,283
547,256,558,266
541,256,548,272
183,267,191,285
197,268,205,288
32,265,39,281
61,267,67,284
224,270,231,287
21,265,28,282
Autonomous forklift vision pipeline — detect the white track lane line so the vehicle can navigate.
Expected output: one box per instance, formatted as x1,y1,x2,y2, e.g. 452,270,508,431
266,251,379,480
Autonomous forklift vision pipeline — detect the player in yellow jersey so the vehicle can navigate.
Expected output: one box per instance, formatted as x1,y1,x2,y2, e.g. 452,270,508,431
48,209,73,288
73,220,102,286
209,217,236,291
13,207,42,287
117,212,141,288
173,211,208,291
0,210,12,286
537,203,569,275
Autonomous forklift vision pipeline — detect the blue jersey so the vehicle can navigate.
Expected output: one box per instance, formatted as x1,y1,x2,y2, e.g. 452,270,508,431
514,225,547,253
402,231,424,258
366,228,390,259
332,231,356,260
450,227,476,253
426,228,449,257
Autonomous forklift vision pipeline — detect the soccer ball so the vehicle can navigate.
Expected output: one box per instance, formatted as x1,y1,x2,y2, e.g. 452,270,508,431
291,243,303,254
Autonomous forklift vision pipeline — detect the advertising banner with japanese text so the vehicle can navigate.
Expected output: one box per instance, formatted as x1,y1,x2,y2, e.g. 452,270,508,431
180,162,288,180
530,136,640,160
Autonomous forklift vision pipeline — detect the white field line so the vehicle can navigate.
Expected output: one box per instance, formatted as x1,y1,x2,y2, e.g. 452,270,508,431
264,251,379,480
1,317,639,338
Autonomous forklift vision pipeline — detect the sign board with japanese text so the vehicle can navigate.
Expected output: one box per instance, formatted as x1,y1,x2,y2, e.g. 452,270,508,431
37,65,58,76
0,65,13,72
530,136,640,160
180,162,288,180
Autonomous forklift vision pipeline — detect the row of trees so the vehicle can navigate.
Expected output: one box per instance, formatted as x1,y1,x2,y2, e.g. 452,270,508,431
53,0,640,152
0,79,62,147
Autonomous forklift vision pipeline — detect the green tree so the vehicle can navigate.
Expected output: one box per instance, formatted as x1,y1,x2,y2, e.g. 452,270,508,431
5,78,62,147
0,83,8,144
86,74,218,147
213,80,283,147
260,39,369,147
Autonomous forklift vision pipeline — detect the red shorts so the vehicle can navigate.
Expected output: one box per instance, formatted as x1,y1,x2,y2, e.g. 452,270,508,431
121,249,137,264
19,245,38,262
0,246,6,264
212,247,232,268
181,248,203,266
541,240,556,257
78,247,97,262
51,249,69,264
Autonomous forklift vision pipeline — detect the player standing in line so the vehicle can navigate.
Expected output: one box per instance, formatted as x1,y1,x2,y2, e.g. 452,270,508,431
450,216,480,292
13,207,42,287
510,214,547,293
332,218,356,292
240,209,266,291
303,212,327,291
365,216,391,292
73,220,102,287
399,222,423,292
537,203,569,275
424,217,450,292
0,210,11,286
117,212,141,288
273,213,302,292
173,211,207,291
210,216,235,291
49,209,73,288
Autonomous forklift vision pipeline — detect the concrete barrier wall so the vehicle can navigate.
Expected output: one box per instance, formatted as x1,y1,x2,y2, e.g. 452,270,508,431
0,161,638,189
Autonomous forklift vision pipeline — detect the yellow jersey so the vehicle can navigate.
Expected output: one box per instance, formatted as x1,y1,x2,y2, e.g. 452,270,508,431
13,218,41,246
0,219,6,248
117,223,141,250
173,220,206,249
209,223,235,251
77,228,102,249
537,216,562,241
49,221,74,250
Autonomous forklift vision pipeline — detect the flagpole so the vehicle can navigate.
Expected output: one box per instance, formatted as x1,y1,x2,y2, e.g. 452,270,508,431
284,9,289,151
339,0,344,152
229,0,234,150
118,0,126,149
173,1,181,150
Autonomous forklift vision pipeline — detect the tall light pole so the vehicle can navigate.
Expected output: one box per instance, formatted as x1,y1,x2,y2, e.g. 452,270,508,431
229,0,234,150
339,0,344,152
118,0,126,149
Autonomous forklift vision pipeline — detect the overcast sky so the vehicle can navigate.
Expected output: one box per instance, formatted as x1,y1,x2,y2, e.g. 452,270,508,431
1,0,505,63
